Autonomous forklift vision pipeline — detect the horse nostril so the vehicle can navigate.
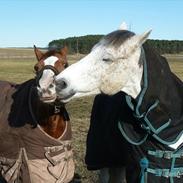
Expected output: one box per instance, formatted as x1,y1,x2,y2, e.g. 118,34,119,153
60,80,67,89
49,83,54,89
42,88,46,93
56,79,68,90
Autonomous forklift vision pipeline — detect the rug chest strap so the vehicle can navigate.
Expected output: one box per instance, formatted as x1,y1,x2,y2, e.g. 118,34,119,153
148,150,183,159
140,149,183,183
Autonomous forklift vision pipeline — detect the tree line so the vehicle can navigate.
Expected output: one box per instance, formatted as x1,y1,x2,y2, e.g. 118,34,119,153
48,35,183,54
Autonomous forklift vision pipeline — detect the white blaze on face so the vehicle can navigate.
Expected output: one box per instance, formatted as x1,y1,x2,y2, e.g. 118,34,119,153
37,56,58,102
38,56,58,88
39,70,55,90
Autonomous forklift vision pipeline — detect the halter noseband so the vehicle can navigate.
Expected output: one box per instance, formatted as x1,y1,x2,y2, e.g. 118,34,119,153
35,65,59,86
30,65,67,128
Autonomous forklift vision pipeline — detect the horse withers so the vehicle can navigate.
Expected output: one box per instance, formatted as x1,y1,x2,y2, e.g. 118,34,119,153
0,46,75,183
55,24,183,183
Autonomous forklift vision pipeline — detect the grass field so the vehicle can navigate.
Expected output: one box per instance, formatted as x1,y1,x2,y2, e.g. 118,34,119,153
0,48,182,183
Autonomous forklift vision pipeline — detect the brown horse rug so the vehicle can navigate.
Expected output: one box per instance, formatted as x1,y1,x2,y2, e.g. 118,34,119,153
0,79,74,183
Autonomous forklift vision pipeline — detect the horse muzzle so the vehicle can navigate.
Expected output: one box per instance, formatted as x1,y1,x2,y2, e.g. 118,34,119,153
55,79,76,102
37,86,57,103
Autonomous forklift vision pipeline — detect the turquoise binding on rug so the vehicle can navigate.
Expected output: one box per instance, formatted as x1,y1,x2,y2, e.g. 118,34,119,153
140,157,149,183
117,48,183,146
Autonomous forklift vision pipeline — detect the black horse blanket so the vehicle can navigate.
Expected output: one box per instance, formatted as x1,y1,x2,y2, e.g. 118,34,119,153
85,92,132,170
120,45,183,183
0,80,74,183
86,45,183,183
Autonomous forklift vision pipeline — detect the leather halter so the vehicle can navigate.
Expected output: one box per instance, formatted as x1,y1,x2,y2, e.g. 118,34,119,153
29,65,66,128
35,65,59,86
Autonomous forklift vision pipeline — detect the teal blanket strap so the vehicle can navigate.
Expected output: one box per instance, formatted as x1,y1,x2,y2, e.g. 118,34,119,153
170,157,176,183
118,121,149,145
148,150,183,159
146,167,183,178
140,158,149,183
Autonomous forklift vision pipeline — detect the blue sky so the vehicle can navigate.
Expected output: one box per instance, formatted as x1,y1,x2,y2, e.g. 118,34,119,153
0,0,182,47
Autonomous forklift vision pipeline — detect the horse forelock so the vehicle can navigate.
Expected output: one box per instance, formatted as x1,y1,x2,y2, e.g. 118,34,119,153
102,30,135,47
103,30,145,67
92,30,135,52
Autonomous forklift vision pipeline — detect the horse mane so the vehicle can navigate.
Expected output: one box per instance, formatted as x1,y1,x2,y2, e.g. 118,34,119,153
8,79,37,127
103,30,135,47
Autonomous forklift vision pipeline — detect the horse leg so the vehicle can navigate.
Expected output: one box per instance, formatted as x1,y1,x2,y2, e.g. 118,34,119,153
108,167,126,183
69,173,82,183
0,175,7,183
99,167,126,183
98,168,110,183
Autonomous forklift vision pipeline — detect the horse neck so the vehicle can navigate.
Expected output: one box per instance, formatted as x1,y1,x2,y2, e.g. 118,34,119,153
31,96,66,139
40,114,66,139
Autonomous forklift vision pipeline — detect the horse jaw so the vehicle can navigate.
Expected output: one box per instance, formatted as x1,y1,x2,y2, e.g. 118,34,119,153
100,48,143,99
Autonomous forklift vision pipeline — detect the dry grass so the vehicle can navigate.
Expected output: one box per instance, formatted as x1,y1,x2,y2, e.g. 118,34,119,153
0,48,182,183
165,54,183,79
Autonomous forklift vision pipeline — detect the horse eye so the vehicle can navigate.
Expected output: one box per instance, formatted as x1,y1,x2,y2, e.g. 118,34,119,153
102,58,112,62
34,65,41,72
64,63,69,68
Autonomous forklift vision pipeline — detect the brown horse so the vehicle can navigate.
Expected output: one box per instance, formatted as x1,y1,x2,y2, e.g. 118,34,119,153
33,45,69,138
0,46,76,183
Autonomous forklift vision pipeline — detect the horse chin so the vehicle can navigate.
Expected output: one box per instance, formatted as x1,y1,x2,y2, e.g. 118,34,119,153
39,95,57,104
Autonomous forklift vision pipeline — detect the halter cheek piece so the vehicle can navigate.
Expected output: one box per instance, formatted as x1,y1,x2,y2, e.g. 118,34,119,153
35,65,60,86
30,65,69,128
35,65,63,114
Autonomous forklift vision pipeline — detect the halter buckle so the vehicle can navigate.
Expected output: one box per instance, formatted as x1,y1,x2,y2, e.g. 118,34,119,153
54,105,60,114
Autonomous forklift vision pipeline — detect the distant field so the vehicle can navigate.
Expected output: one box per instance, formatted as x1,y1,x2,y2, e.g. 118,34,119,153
0,48,84,83
164,54,183,79
0,48,182,183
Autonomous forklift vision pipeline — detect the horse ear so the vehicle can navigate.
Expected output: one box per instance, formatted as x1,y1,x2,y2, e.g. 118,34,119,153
60,46,68,56
34,45,44,61
137,29,152,45
126,29,152,53
132,29,152,47
119,22,128,30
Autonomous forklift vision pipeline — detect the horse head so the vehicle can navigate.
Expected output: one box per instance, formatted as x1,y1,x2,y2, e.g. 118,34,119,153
34,46,68,103
55,26,151,102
